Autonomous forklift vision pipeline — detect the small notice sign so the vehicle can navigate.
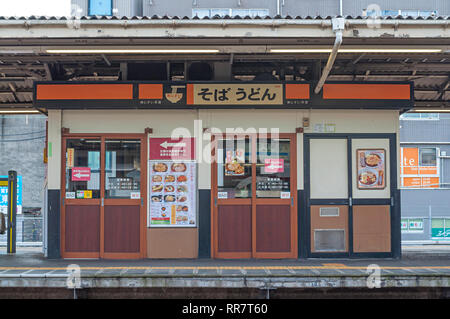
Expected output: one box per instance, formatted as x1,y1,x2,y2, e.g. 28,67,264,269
264,158,284,173
280,192,291,199
72,167,91,182
218,192,228,199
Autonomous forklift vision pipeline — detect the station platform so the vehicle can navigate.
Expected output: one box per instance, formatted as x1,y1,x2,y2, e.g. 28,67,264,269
0,247,449,298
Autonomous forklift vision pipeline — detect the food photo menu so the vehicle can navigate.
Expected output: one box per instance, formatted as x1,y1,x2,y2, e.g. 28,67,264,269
357,149,386,189
148,138,197,227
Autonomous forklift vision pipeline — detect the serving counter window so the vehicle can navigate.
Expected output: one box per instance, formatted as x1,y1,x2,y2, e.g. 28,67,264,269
217,138,252,199
105,139,141,199
65,139,101,199
256,138,291,198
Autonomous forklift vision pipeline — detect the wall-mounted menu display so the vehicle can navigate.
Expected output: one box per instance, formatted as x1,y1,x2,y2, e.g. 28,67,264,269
148,138,196,227
357,149,386,189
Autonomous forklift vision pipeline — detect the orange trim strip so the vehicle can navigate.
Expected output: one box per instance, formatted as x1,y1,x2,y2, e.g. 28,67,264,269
36,84,133,100
323,84,411,100
138,84,163,99
186,84,194,105
285,84,310,99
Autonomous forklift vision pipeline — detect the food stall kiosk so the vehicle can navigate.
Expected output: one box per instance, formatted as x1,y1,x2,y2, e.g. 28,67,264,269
35,81,413,259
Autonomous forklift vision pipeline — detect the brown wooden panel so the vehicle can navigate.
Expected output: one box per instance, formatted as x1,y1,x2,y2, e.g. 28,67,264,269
217,205,251,253
255,205,290,253
147,228,198,258
353,205,391,253
310,205,348,252
104,205,140,253
65,205,100,252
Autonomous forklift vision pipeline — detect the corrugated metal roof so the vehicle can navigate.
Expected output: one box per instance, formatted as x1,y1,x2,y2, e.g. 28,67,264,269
0,14,449,21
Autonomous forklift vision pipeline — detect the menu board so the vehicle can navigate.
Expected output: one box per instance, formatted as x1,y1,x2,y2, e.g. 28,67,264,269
149,161,196,227
148,137,196,227
356,149,386,189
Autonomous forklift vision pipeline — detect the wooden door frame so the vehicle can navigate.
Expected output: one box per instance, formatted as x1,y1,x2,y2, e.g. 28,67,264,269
61,133,147,259
253,133,297,259
211,133,298,259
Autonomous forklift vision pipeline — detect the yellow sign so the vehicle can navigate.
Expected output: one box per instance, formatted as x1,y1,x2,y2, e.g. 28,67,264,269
67,148,74,168
84,190,92,199
188,84,283,105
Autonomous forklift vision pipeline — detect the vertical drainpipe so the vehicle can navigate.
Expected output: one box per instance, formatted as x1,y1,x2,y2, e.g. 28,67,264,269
314,17,345,94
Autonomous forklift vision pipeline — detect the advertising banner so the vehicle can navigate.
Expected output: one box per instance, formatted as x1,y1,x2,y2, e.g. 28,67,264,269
0,175,23,214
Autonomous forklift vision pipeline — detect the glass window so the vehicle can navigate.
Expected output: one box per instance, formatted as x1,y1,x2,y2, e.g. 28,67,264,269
193,8,268,18
256,138,290,198
210,9,231,17
232,9,269,17
420,148,437,166
367,9,437,17
105,140,141,199
65,139,101,199
217,138,252,198
400,113,439,120
192,9,211,18
89,0,112,16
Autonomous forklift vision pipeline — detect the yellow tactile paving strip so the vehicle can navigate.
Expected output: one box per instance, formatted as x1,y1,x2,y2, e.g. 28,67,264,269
0,265,449,271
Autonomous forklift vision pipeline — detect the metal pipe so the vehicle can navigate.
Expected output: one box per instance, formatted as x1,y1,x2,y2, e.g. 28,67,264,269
339,0,343,16
314,29,343,94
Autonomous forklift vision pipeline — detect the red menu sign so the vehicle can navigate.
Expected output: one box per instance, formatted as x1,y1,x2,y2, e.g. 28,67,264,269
149,137,195,160
71,167,91,181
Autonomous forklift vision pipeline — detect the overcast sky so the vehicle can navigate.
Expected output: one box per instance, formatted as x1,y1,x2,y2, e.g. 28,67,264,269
0,0,71,16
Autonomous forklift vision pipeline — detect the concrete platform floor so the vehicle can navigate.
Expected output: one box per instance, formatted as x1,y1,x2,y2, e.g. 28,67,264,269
0,246,448,293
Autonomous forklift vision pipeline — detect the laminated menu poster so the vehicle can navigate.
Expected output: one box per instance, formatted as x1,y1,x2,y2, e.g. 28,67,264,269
225,148,245,176
357,149,386,189
149,160,196,227
149,137,196,227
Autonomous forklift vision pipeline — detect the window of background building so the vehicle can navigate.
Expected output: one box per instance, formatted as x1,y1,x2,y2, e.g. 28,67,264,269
89,0,113,16
420,148,437,166
365,9,438,17
192,8,269,18
400,113,439,120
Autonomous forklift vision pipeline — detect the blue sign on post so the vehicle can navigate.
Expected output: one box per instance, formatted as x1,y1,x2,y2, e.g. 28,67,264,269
0,175,22,214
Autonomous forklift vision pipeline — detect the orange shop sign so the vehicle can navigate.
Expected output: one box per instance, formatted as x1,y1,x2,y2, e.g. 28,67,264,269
401,147,439,188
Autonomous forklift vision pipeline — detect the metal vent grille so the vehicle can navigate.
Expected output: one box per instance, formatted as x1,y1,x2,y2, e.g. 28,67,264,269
314,229,345,252
320,207,340,217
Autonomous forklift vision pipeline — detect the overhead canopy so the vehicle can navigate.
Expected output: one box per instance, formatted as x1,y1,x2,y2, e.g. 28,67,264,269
0,15,448,113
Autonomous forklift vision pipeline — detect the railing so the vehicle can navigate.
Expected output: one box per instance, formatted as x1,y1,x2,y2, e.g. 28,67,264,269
0,214,42,246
